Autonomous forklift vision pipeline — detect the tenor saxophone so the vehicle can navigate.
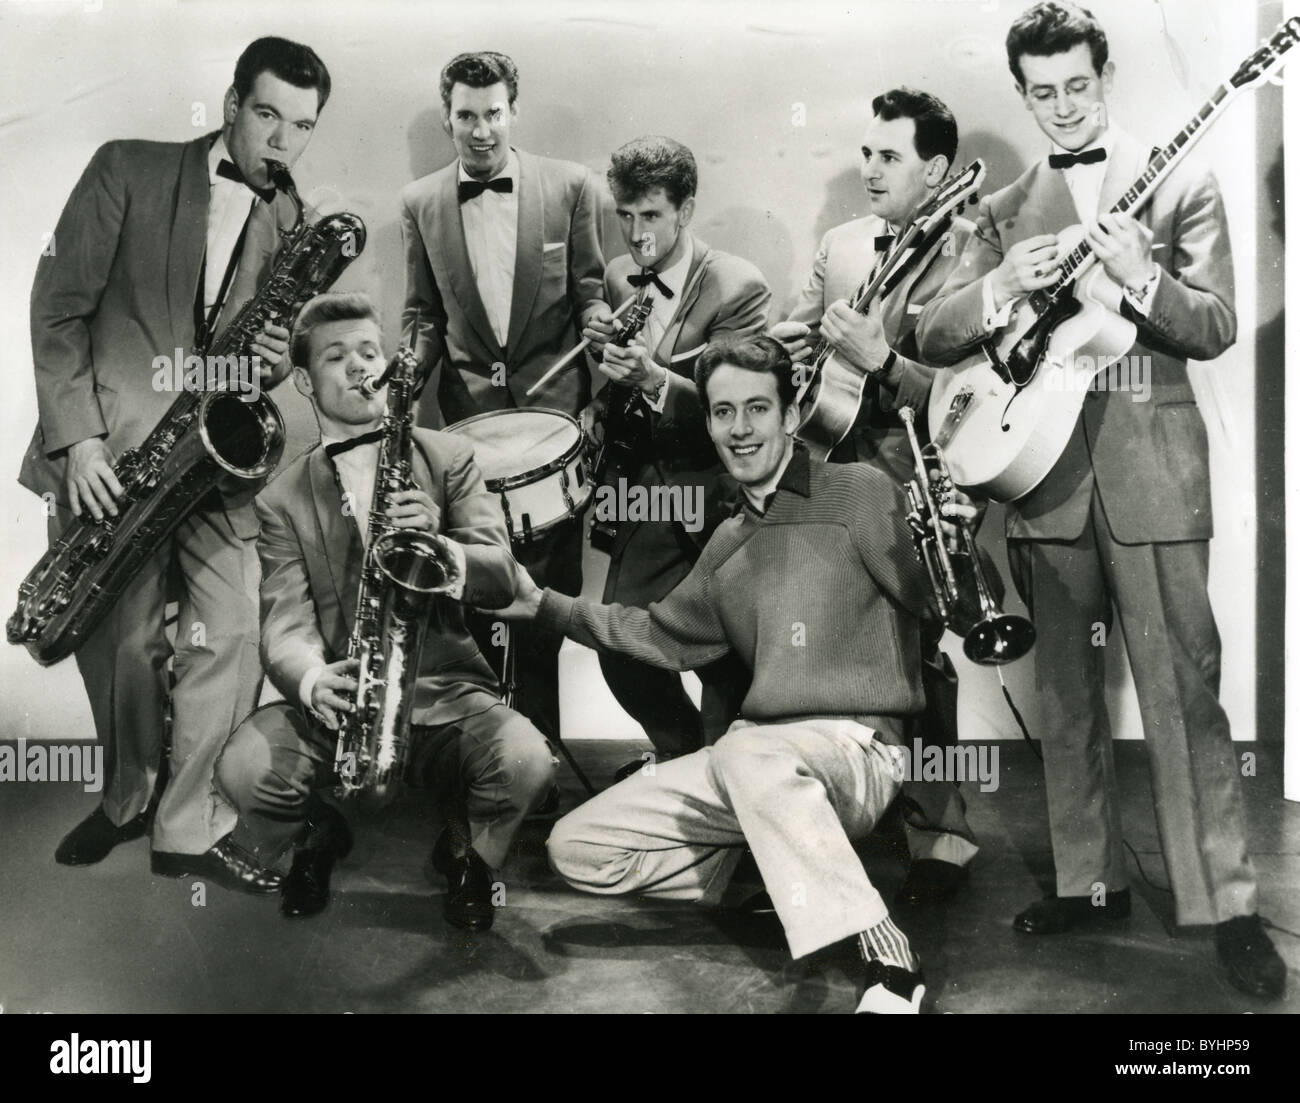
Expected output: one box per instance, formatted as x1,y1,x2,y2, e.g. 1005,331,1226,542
333,348,462,800
7,164,366,665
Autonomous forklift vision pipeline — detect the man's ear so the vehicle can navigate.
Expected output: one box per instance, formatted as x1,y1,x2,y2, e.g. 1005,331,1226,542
781,400,800,435
924,154,951,189
223,86,239,127
292,363,313,400
440,109,453,137
1099,59,1115,96
678,196,696,227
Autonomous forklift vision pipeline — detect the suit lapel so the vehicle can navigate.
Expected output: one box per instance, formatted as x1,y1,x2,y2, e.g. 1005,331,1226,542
309,448,365,636
507,150,544,356
1099,133,1146,218
166,133,212,345
654,237,709,368
1028,161,1081,235
437,166,502,357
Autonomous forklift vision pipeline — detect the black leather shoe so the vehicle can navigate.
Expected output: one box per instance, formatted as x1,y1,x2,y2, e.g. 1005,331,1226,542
1215,914,1286,1001
444,847,495,931
1014,888,1131,934
856,959,925,1014
151,836,283,895
526,784,561,820
281,806,353,919
55,807,149,866
897,859,968,908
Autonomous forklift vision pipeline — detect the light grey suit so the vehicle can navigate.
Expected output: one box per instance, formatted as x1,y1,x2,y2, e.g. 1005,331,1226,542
22,133,297,854
916,132,1252,925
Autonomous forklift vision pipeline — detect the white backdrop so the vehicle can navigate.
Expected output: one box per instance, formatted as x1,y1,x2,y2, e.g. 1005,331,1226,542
0,0,1273,746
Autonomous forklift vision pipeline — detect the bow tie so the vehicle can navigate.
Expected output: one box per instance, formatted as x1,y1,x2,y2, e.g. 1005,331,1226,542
458,177,514,203
626,269,675,300
1048,147,1107,170
215,158,277,204
325,429,384,459
874,234,895,253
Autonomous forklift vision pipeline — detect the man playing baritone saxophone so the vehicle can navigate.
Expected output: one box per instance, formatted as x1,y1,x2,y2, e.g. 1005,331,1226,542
770,88,981,911
501,335,979,1014
216,293,555,930
584,136,770,778
19,38,329,891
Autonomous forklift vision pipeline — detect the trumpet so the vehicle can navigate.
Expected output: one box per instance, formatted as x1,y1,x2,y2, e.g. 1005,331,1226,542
899,406,1035,666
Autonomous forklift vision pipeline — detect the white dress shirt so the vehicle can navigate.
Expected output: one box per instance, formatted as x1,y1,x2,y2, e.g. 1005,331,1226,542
632,236,693,412
204,136,259,320
459,150,520,348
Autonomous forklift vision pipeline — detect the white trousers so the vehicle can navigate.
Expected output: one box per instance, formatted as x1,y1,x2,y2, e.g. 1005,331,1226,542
548,717,906,958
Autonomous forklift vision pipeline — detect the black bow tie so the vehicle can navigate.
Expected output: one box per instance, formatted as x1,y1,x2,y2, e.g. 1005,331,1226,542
458,177,514,203
874,234,895,253
325,429,384,459
215,158,277,203
1048,147,1107,169
626,269,675,300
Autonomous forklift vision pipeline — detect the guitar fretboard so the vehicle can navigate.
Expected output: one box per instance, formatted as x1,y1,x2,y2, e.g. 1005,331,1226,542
1029,81,1235,314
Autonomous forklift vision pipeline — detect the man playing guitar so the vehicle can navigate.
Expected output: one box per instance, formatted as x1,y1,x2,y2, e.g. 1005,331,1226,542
916,0,1284,1001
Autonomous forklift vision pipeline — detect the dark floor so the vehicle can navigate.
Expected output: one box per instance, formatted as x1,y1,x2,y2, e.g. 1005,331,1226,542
0,741,1295,1014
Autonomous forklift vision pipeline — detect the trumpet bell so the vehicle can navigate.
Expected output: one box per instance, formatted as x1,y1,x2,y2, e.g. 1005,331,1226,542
963,613,1036,666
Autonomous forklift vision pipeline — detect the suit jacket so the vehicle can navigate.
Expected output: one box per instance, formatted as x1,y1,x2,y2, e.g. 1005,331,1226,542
255,428,518,728
400,150,606,425
600,235,770,551
786,212,974,481
915,132,1236,543
21,133,298,536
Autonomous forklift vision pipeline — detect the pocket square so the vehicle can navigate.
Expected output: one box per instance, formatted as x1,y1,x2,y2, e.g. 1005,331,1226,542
906,304,924,315
543,242,566,252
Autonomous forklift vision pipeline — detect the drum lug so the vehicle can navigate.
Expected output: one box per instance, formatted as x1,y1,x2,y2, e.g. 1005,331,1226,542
499,491,514,539
559,466,576,514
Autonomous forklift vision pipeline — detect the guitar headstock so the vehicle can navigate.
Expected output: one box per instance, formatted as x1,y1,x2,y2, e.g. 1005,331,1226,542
1231,17,1299,88
912,159,987,235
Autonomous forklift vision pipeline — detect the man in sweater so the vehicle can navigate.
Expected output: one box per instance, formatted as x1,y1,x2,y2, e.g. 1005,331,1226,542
499,334,959,1014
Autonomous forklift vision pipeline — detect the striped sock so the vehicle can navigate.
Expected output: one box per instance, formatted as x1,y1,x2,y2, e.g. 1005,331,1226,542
858,916,919,973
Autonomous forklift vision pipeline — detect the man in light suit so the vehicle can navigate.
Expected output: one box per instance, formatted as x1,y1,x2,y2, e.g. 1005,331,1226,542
585,136,769,775
216,292,554,930
20,37,331,890
400,50,608,745
770,88,981,910
917,1,1285,1000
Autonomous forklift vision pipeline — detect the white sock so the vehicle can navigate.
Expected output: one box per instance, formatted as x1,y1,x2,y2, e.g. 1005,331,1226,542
858,916,920,973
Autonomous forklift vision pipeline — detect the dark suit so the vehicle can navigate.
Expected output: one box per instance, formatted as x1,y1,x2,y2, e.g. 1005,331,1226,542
21,133,297,854
400,149,607,741
215,429,554,868
916,132,1253,925
786,212,979,863
596,236,770,755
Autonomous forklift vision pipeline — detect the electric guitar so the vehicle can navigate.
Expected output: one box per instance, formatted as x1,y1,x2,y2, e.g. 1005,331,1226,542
793,159,987,459
927,18,1298,502
587,295,656,552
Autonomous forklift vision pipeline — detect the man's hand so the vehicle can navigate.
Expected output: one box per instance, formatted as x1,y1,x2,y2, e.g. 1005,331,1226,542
989,234,1061,307
249,318,291,382
582,303,617,357
1086,211,1155,293
310,657,359,731
936,486,986,553
769,320,814,363
491,566,545,621
65,437,122,521
386,488,441,533
820,300,890,375
600,334,665,397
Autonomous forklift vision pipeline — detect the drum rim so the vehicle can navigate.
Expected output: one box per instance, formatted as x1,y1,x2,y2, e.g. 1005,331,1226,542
506,483,595,543
446,409,587,492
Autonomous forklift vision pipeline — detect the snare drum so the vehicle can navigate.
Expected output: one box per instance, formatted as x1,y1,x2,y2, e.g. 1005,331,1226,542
446,408,593,543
